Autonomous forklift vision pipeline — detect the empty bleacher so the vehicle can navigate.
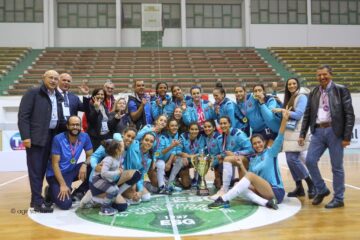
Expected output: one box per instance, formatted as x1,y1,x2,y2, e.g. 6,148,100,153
269,47,360,92
0,47,31,78
7,48,282,95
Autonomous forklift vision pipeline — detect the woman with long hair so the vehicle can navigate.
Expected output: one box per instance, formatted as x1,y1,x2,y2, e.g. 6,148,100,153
273,78,315,198
87,88,111,150
208,107,291,210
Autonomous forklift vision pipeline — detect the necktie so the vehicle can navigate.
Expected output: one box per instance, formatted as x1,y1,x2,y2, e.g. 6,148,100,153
64,92,69,107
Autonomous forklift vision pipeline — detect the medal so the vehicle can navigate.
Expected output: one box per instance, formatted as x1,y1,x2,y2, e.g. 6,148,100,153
155,152,160,157
70,158,76,164
242,117,248,123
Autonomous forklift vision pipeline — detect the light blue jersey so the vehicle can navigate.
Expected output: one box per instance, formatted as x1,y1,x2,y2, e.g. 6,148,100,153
248,133,284,189
123,140,153,192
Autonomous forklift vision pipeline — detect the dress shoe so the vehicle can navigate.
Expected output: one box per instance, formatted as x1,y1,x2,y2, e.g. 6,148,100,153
287,185,305,197
33,203,54,213
312,189,330,205
307,186,316,199
325,199,344,209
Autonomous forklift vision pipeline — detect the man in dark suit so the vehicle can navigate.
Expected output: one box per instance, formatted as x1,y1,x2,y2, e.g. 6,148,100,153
58,73,84,116
299,65,355,209
18,70,65,213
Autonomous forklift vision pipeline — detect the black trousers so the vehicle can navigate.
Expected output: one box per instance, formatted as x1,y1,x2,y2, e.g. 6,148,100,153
26,130,55,206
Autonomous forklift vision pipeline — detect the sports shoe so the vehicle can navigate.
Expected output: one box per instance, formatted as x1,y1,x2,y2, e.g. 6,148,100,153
99,205,118,216
168,182,182,192
125,198,141,205
144,181,159,194
208,197,230,209
33,203,54,213
79,191,96,209
158,185,172,195
266,198,279,210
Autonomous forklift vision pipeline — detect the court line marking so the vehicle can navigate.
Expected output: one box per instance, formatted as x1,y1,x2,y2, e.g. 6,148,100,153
0,174,28,187
220,209,234,223
280,166,360,190
165,195,181,240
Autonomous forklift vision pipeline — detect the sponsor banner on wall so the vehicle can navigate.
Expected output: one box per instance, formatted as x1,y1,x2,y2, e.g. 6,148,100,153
349,123,360,149
142,4,162,31
2,131,25,151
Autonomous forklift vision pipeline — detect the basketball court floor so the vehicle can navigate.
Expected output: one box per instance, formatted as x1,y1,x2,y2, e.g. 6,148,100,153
0,150,359,240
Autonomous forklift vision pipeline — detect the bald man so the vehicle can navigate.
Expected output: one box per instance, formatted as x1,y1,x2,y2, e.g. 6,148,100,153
57,73,85,132
18,70,65,213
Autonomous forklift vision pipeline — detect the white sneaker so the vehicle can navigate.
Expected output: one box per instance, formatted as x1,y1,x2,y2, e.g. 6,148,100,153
125,198,141,205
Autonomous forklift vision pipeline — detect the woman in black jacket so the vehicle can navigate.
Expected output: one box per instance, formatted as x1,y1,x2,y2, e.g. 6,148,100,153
108,97,133,134
87,88,111,150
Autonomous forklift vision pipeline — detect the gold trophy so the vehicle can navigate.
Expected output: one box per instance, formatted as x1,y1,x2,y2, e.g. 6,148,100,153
191,151,213,196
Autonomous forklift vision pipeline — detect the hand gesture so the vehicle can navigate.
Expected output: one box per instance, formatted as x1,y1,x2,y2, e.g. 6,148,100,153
141,97,147,105
272,108,283,113
92,97,101,109
225,151,234,156
171,139,181,147
78,164,87,181
78,79,90,95
282,105,292,121
181,101,187,110
58,184,70,201
256,93,265,104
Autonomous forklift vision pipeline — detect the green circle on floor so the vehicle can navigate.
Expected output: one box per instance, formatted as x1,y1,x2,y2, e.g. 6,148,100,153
76,192,258,235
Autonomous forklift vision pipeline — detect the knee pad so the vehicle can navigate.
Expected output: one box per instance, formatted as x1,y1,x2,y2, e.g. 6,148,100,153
112,202,128,212
141,192,151,202
126,170,141,185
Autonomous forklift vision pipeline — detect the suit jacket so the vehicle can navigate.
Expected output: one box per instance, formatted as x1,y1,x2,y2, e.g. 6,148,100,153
300,82,355,141
18,84,65,147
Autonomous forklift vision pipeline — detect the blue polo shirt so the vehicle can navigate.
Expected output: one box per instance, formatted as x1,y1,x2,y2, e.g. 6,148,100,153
128,98,153,125
47,132,93,177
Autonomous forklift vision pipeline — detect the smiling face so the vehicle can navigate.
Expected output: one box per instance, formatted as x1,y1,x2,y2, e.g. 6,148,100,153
171,86,183,99
287,79,299,94
191,88,201,103
251,136,265,153
219,117,231,134
156,83,168,97
213,89,224,104
43,70,59,91
116,99,126,112
59,73,72,92
189,124,200,140
95,89,105,102
167,120,179,135
173,107,182,120
317,68,332,89
67,116,81,136
141,134,155,152
203,121,215,136
104,82,114,97
134,80,145,96
156,115,168,130
235,87,246,101
123,130,136,147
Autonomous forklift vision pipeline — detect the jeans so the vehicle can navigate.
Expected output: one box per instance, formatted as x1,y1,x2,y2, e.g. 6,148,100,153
305,127,344,201
286,152,309,182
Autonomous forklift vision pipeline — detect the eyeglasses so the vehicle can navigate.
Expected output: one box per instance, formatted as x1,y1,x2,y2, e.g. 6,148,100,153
68,123,81,127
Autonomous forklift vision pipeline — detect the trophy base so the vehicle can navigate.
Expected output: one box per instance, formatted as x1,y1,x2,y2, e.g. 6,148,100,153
197,188,210,196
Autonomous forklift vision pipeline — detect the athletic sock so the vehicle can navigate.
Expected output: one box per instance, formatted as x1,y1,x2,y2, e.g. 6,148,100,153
222,177,250,202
